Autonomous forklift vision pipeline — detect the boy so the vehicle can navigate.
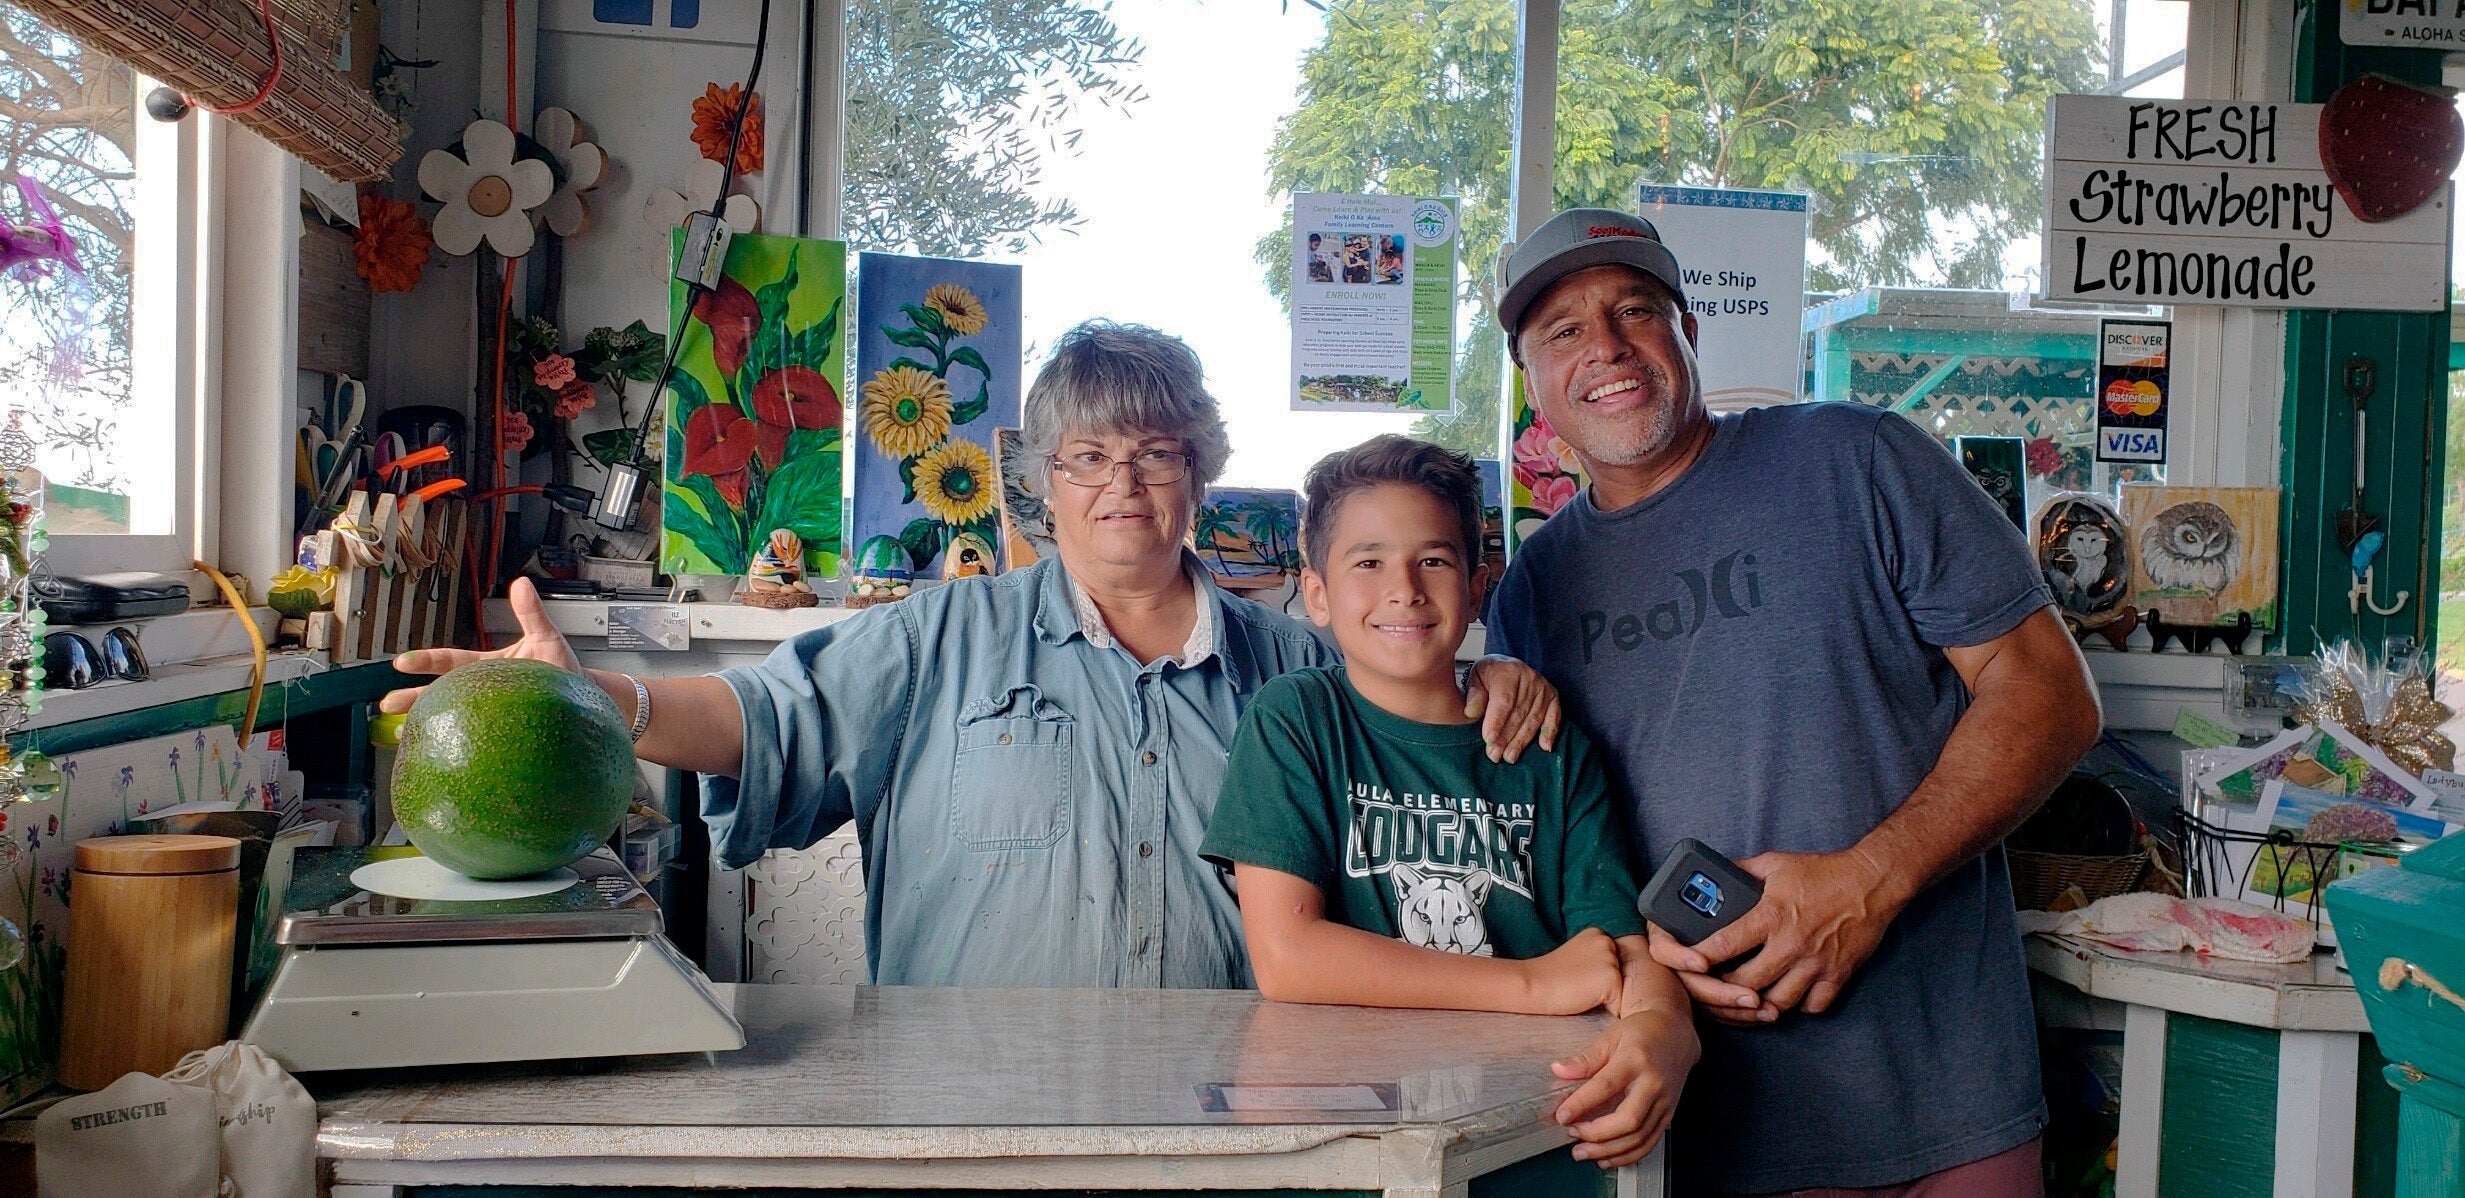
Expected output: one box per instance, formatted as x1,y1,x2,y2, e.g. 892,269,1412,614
1200,435,1697,1169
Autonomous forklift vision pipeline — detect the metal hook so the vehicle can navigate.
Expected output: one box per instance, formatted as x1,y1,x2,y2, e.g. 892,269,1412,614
2348,530,2410,617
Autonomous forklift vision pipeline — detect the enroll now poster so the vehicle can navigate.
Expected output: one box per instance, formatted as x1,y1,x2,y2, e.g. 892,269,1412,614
1290,193,1458,413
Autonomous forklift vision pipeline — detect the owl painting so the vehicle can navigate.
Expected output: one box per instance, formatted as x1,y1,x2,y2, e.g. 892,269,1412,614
2121,486,2279,631
2139,501,2239,595
2037,495,2128,619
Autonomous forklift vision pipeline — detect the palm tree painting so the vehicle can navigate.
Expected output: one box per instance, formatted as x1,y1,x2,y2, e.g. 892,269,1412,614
1192,488,1303,589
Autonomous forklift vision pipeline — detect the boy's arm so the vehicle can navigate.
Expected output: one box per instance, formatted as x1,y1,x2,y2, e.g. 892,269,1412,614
1547,935,1700,1168
1236,864,1622,1016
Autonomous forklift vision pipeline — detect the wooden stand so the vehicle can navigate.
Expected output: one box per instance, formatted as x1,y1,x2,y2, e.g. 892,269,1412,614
59,835,241,1089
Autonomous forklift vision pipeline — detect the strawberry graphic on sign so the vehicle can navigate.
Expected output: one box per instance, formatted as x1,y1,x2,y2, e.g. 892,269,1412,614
2318,75,2463,224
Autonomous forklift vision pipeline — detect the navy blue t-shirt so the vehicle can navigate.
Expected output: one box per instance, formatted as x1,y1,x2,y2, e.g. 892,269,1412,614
1486,402,2054,1194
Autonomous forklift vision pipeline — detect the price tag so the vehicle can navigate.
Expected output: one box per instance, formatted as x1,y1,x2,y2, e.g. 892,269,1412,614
606,605,689,651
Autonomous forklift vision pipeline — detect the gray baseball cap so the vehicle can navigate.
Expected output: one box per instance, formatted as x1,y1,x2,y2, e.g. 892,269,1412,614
1497,207,1687,337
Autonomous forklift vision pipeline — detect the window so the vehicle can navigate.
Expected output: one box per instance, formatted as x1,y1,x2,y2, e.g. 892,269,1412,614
839,1,1499,490
0,6,194,567
1513,0,2192,521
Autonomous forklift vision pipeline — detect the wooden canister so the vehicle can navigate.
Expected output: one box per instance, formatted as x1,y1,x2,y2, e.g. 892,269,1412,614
59,834,241,1090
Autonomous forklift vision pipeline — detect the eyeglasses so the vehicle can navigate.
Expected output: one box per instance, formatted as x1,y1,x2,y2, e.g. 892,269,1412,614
43,627,147,690
1049,449,1192,488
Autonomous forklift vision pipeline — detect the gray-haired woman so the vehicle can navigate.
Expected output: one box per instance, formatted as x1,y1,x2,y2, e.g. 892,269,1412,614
386,320,1561,989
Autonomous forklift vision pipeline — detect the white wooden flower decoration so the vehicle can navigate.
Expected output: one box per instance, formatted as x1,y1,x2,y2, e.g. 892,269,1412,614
533,107,607,238
418,119,554,258
644,158,759,238
642,158,760,275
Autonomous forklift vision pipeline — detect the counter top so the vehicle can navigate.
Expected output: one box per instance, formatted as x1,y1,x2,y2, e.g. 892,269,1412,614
312,983,1627,1190
2026,932,2366,1032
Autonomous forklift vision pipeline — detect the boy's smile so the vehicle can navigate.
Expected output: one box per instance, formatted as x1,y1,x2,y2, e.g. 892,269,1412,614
1301,482,1485,725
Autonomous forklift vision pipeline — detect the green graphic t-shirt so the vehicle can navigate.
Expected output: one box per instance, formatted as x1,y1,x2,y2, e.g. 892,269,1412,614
1200,667,1645,959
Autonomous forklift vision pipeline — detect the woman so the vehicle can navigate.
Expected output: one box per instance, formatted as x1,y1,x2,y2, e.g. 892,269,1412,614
386,320,1560,989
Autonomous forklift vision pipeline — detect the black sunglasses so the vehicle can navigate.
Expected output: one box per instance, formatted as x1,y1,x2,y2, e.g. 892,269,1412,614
43,627,147,690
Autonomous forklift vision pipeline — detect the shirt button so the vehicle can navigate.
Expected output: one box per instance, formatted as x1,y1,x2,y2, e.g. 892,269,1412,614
1139,841,1154,858
998,733,1012,745
1141,751,1157,765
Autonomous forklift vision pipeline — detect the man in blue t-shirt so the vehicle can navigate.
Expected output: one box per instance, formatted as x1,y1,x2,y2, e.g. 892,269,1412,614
1482,207,2101,1196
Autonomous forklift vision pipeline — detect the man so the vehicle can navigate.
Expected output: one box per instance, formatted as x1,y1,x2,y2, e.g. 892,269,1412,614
1481,207,2100,1196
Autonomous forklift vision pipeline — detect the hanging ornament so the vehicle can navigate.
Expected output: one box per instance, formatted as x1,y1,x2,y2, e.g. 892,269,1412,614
2319,75,2464,223
0,176,81,282
0,412,36,472
532,107,607,238
418,119,555,258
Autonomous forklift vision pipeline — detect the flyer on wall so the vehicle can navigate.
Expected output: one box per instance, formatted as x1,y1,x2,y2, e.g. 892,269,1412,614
1289,192,1458,414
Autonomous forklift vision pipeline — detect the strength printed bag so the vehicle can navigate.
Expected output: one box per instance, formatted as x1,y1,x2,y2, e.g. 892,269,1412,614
35,1069,220,1197
163,1040,317,1198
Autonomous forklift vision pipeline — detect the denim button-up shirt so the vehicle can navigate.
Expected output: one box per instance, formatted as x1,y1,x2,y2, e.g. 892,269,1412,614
704,553,1335,988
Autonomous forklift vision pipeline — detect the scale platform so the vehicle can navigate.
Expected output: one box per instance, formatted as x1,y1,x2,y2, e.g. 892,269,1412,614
240,846,744,1072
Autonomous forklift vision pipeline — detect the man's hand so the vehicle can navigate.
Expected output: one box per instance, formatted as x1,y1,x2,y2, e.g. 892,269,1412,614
1463,655,1561,763
380,577,585,714
1517,927,1623,1016
1548,1008,1698,1168
1645,924,1779,1027
1648,848,1906,1017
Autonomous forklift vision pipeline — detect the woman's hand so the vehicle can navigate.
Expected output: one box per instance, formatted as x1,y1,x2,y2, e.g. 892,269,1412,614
1516,927,1623,1016
1463,655,1562,763
379,577,584,714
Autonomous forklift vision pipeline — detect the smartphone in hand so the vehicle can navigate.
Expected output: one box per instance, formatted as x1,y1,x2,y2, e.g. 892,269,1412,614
1638,838,1763,947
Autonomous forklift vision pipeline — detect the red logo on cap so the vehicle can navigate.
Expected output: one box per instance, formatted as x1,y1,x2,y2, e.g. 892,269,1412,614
1587,225,1645,239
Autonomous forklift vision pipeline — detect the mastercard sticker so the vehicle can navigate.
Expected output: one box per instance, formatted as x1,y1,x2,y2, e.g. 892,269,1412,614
2102,378,2163,418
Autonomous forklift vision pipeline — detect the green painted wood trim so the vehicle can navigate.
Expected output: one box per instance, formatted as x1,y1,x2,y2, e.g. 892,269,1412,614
1818,326,2097,361
2159,1014,2280,1198
2358,1033,2402,1198
2387,1068,2465,1198
2278,5,2453,657
21,661,409,756
1889,354,1970,413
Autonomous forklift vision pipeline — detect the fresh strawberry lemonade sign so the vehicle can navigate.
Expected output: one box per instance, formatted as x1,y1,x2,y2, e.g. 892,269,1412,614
2041,95,2452,311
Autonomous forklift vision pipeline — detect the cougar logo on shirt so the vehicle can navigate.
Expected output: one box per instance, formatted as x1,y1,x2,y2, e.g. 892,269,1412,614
1392,862,1496,956
1575,548,1764,662
1343,781,1535,897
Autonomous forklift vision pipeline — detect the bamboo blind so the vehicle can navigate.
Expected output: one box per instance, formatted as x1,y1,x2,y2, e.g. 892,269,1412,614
18,0,400,181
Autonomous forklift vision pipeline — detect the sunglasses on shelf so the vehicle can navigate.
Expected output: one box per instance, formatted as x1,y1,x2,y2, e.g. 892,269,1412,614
43,627,148,690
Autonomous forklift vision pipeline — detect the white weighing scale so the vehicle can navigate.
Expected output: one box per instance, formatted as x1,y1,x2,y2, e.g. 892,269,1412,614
241,847,743,1072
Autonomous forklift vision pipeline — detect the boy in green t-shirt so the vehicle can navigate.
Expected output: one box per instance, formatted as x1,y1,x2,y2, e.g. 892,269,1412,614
1199,435,1697,1169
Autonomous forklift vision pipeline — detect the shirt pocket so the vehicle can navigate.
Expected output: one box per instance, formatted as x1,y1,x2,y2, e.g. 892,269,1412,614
949,684,1076,852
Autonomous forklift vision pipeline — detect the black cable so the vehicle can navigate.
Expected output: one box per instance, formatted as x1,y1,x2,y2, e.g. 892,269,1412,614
620,0,775,470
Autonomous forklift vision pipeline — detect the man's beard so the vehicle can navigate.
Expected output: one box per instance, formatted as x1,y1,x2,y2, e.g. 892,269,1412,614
1558,363,1692,468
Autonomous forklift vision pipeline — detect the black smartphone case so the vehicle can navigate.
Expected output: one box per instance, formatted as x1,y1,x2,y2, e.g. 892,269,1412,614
1637,838,1764,946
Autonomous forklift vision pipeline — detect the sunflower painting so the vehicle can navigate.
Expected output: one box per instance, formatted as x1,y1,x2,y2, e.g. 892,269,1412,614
661,233,847,578
851,253,1022,578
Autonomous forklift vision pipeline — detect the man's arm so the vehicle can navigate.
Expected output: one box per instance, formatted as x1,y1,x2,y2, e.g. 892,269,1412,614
1655,607,2101,1016
1234,864,1623,1016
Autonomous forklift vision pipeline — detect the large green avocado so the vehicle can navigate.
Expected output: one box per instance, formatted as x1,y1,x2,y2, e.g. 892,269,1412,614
391,658,636,879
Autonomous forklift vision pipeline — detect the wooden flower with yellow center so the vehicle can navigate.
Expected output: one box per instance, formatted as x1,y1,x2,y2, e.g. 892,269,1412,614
860,365,953,460
924,283,989,336
912,437,996,526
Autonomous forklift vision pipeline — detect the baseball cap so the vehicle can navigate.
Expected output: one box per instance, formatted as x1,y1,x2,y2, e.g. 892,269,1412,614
1497,207,1688,338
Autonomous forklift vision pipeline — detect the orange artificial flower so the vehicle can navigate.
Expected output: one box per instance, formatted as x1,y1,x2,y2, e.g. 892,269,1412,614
352,191,432,293
690,83,764,175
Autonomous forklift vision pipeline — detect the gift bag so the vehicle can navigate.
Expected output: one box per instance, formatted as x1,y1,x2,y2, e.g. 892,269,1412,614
163,1040,317,1198
35,1069,220,1197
